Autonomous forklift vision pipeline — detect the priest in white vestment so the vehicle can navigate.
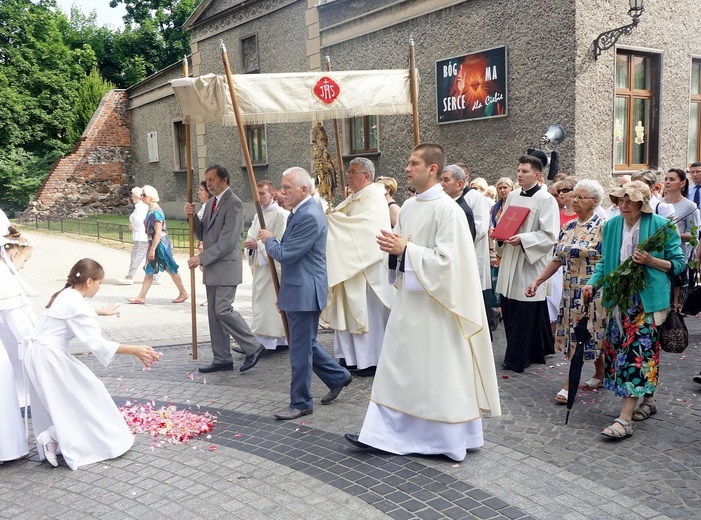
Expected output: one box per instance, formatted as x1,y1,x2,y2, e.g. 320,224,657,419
456,163,499,331
322,158,395,376
495,155,559,373
345,144,501,461
243,180,289,350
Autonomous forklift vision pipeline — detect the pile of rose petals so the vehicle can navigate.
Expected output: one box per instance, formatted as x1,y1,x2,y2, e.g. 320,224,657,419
120,401,217,444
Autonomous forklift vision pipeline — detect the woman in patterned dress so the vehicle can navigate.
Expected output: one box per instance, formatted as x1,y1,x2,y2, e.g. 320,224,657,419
526,180,606,403
583,182,685,439
127,185,188,304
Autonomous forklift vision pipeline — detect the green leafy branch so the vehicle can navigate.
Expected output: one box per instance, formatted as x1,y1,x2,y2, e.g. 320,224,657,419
596,216,687,310
689,224,699,270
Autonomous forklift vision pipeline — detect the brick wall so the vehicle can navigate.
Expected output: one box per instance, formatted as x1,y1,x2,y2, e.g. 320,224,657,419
28,90,132,218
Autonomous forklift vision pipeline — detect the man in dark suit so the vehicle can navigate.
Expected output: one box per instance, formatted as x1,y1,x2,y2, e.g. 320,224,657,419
259,167,352,420
184,164,264,374
439,164,476,239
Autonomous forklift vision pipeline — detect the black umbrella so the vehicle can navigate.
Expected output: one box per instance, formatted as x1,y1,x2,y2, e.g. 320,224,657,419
565,294,592,426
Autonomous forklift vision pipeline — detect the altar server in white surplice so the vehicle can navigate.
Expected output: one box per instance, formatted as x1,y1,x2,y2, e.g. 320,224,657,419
24,258,159,470
345,144,501,462
496,155,559,373
323,158,395,377
243,180,289,351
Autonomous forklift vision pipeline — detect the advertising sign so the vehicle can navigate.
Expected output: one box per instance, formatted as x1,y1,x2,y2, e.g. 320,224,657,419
436,46,508,124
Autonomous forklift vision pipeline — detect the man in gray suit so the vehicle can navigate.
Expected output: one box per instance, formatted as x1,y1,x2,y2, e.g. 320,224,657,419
259,167,352,420
184,164,264,373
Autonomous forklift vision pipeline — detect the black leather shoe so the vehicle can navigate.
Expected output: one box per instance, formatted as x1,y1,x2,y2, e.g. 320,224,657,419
274,407,313,420
240,346,265,372
501,362,524,373
232,346,245,354
321,375,353,404
693,375,701,385
350,366,376,377
198,362,234,373
344,433,376,451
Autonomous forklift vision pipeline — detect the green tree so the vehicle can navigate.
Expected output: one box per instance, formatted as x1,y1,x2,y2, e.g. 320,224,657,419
0,0,94,213
109,0,199,81
68,68,116,144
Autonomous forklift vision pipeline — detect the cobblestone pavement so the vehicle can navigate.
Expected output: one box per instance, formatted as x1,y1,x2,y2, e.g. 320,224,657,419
1,231,700,519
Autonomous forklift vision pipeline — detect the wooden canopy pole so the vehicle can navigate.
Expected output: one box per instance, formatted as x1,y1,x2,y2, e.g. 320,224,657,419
183,56,198,360
408,37,420,146
324,55,346,199
219,41,290,345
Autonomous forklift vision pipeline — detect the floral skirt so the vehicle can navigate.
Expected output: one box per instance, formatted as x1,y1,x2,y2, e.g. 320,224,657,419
602,297,659,398
144,236,179,276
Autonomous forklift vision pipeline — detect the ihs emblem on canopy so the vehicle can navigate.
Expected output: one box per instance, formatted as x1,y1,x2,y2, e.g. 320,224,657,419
313,76,341,106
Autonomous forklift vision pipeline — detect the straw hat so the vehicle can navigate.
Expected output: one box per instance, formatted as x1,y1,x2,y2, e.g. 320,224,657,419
609,181,652,213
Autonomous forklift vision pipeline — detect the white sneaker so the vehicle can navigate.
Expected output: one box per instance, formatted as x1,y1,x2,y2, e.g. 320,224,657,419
152,276,162,285
117,278,134,285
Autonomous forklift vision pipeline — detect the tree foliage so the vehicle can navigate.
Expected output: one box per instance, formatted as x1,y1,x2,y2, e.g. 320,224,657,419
109,0,199,86
0,0,198,214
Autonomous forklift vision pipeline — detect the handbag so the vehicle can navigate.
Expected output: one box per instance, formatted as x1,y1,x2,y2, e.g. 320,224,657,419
658,310,688,354
484,266,501,308
682,269,701,315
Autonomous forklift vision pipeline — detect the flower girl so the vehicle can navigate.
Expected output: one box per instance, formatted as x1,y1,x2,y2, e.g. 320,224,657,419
24,258,159,469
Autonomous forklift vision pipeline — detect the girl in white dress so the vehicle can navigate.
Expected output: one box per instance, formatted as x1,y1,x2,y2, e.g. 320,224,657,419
0,227,35,463
24,258,159,470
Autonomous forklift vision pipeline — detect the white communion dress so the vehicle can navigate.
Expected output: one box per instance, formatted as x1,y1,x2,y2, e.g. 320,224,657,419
23,288,134,470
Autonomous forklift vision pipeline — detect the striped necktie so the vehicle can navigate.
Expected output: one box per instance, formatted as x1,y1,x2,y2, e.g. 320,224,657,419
211,197,217,214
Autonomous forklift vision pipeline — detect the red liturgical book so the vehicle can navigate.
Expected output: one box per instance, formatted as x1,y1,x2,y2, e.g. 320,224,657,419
491,206,530,241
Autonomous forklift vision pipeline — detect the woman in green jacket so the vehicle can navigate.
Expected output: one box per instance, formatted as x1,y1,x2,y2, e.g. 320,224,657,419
583,181,685,440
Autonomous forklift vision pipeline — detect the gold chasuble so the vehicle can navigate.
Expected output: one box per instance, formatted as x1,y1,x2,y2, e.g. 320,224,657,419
370,185,501,423
323,183,395,333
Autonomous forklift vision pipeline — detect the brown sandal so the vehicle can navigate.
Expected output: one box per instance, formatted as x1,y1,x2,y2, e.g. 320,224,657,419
127,297,145,304
172,294,188,304
632,401,657,421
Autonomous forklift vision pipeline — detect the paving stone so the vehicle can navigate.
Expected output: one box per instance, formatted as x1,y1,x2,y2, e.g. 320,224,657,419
4,233,699,520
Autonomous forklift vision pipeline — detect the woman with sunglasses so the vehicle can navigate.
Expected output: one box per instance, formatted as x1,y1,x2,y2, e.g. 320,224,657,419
555,178,577,227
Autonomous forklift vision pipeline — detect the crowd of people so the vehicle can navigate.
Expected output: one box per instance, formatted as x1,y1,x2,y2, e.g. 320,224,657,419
2,153,701,469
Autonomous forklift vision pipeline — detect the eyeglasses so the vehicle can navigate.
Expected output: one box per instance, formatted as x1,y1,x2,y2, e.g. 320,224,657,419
571,195,596,200
141,194,147,198
557,188,573,194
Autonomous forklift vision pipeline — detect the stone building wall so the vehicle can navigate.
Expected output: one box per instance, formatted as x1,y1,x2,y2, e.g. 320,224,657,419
123,0,701,213
29,90,132,218
573,0,701,193
317,0,577,192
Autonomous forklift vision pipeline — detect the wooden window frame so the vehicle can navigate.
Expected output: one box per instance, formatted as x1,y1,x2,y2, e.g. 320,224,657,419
690,59,701,166
174,122,187,171
349,115,378,155
245,124,267,164
613,50,660,171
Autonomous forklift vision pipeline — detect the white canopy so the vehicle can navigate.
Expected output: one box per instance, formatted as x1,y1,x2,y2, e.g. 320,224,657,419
170,69,416,125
